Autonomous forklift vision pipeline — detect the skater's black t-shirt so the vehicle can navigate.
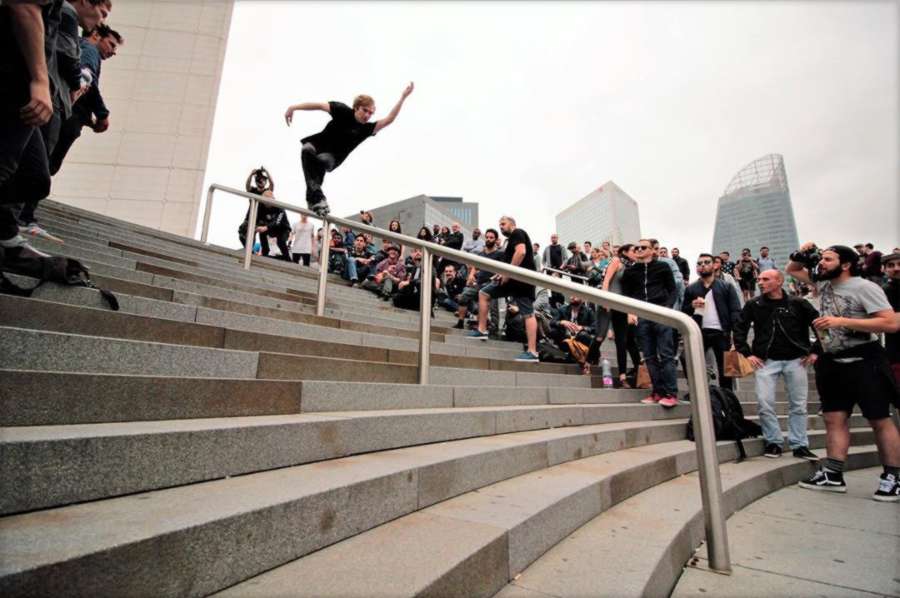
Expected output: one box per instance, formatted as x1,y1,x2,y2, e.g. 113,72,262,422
302,101,377,168
501,228,536,297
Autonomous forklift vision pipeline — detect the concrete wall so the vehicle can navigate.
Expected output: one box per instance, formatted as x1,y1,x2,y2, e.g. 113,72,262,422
49,0,235,238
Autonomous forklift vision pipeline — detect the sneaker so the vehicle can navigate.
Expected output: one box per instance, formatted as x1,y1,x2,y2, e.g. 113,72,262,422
658,395,679,408
466,330,489,341
640,394,660,405
19,222,64,244
764,443,783,458
799,469,846,493
873,473,900,502
514,351,540,363
308,198,330,217
792,446,818,462
453,320,464,329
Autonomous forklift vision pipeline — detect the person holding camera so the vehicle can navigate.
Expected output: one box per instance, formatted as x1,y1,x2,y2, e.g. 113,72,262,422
787,243,899,501
732,269,820,461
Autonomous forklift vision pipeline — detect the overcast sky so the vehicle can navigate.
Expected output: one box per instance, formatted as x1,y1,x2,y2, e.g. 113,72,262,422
201,0,898,265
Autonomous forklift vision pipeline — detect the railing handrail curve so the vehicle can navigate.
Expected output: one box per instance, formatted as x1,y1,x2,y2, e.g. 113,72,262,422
200,181,732,573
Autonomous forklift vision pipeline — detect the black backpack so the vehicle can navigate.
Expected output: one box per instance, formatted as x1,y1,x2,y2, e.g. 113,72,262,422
537,339,571,363
685,385,761,461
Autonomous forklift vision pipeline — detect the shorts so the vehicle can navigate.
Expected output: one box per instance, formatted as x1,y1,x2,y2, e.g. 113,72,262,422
456,285,480,306
480,281,535,316
815,343,898,419
739,277,756,291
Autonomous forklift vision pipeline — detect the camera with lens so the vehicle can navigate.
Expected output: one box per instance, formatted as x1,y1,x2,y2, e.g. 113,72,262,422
789,245,821,269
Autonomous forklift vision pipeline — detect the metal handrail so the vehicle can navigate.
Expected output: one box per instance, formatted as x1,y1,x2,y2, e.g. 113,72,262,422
200,182,732,573
541,265,590,282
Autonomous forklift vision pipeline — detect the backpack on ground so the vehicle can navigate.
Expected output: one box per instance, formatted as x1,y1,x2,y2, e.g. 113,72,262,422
685,385,761,462
0,246,119,310
537,339,571,363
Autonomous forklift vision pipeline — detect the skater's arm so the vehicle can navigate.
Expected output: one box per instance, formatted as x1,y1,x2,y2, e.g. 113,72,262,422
373,82,414,134
284,102,330,125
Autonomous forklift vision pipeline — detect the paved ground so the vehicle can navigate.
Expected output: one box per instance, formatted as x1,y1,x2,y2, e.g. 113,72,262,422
673,467,900,598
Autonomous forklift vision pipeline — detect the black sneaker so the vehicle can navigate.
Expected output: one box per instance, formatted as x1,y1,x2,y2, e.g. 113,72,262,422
792,446,818,462
453,319,464,329
873,473,900,503
799,469,846,493
763,443,782,458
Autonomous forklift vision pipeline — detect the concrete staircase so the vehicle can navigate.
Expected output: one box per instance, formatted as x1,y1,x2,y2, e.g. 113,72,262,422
0,200,878,597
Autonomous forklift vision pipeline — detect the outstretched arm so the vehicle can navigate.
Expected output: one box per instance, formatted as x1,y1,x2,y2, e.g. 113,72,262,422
284,102,330,126
373,82,414,134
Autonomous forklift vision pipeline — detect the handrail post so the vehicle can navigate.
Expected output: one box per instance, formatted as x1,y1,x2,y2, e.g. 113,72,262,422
681,320,732,573
417,247,432,385
242,199,258,270
200,185,215,244
316,219,330,317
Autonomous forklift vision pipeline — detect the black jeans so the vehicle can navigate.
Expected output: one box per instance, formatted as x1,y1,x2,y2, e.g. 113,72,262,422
0,116,50,241
587,309,640,373
48,111,83,175
260,230,292,261
702,328,733,391
300,143,335,205
292,253,311,266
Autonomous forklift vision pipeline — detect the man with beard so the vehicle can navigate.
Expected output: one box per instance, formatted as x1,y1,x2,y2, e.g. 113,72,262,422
788,244,899,501
454,228,503,330
882,252,900,385
467,216,539,363
733,269,820,460
682,253,742,391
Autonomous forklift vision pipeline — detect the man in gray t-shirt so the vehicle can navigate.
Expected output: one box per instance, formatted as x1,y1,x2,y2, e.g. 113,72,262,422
787,243,899,502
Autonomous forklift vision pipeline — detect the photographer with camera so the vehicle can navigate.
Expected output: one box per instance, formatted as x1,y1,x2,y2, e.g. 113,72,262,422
787,243,899,501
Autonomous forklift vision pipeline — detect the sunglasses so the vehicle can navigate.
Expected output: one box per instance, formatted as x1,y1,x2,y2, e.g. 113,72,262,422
697,260,713,265
636,245,651,250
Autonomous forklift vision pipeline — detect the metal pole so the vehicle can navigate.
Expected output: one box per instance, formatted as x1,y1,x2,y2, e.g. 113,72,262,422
316,219,330,317
417,247,432,385
242,199,258,270
200,186,215,243
681,321,732,573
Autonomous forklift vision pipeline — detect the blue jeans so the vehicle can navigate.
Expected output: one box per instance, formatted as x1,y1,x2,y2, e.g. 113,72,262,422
754,358,809,448
636,319,677,396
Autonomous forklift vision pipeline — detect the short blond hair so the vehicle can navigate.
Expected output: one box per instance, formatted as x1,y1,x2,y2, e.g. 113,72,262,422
353,95,375,110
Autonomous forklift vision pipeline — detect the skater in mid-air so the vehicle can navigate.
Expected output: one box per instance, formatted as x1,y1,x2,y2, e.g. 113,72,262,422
284,82,415,217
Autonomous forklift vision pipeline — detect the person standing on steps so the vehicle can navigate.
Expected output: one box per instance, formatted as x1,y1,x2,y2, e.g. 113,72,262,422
732,269,820,461
284,82,414,217
787,243,899,502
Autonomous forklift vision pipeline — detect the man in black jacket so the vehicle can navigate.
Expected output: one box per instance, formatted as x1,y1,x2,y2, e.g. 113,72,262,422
882,252,900,385
671,247,690,283
621,238,678,407
548,295,596,348
732,269,820,460
682,253,742,392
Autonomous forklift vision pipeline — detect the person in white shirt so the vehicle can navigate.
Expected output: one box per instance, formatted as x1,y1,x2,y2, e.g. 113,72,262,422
290,213,315,266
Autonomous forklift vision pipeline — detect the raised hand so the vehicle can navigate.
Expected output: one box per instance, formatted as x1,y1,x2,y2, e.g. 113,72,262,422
402,81,414,98
284,106,294,126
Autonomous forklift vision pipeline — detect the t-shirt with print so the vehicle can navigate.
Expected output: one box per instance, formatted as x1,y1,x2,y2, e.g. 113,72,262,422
815,277,892,353
301,101,376,168
501,228,536,298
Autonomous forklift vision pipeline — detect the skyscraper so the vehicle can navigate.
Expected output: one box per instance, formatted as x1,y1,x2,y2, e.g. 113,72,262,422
711,154,799,269
555,181,641,246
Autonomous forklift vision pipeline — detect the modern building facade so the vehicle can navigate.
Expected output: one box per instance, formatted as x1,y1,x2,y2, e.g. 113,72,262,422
430,196,479,229
711,154,799,269
345,195,478,239
555,181,641,247
49,0,235,238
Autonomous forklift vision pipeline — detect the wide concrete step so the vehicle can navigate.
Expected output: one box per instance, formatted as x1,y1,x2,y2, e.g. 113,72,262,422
215,433,876,598
0,326,594,388
497,443,880,598
0,418,694,595
0,292,526,364
0,373,649,426
2,403,698,514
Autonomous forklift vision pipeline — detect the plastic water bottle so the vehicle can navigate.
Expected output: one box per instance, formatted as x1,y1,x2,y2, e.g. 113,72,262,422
601,358,613,388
